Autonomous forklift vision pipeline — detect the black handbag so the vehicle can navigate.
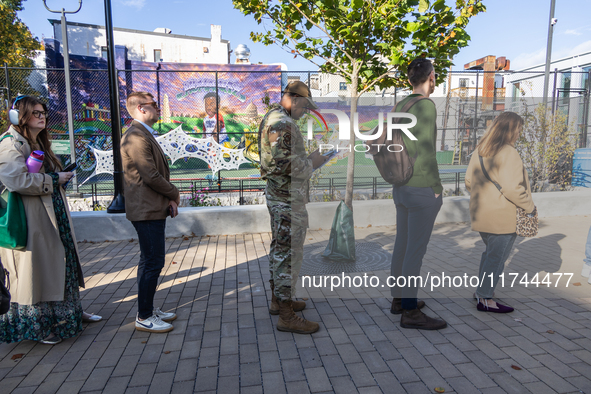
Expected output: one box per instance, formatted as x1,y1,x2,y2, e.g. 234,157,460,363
0,259,10,315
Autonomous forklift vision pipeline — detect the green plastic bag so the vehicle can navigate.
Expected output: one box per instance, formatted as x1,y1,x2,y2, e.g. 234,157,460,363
0,188,27,250
322,201,356,262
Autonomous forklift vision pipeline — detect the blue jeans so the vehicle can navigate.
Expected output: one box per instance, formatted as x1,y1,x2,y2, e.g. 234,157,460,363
476,232,517,299
132,220,166,319
390,186,443,310
585,225,591,268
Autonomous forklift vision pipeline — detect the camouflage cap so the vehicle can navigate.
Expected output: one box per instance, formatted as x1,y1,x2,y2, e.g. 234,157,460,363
283,81,318,110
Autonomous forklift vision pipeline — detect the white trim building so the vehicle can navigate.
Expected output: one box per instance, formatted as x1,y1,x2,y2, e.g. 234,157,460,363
49,20,231,64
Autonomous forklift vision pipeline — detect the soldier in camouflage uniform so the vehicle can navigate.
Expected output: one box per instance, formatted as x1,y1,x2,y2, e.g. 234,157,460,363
259,81,327,334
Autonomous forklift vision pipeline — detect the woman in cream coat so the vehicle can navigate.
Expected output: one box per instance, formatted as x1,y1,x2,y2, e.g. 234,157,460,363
0,96,97,345
465,111,536,313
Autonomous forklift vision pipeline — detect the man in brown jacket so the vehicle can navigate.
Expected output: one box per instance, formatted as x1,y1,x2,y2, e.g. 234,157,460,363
121,91,180,333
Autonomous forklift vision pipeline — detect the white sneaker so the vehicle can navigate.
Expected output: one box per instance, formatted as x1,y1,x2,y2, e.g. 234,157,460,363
153,307,177,322
582,264,591,278
135,314,174,333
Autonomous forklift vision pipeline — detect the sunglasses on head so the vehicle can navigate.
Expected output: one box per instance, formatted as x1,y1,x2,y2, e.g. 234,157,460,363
140,102,159,109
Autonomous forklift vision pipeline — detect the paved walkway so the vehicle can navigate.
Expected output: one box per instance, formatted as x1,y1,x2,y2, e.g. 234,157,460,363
1,215,591,394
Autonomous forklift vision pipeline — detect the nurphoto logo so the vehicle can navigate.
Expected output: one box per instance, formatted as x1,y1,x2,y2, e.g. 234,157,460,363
307,110,418,153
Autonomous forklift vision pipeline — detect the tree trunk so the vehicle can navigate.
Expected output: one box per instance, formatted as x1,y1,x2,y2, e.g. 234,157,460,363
344,68,359,210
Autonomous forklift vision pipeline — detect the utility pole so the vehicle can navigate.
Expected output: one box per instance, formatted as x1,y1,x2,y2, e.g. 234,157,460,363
542,0,557,109
43,0,82,194
103,0,125,213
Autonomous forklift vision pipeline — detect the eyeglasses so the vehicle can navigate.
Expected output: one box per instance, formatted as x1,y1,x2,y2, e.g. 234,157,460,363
140,102,159,109
32,110,48,119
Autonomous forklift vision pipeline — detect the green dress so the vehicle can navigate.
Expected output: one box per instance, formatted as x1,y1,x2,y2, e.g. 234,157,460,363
0,173,83,343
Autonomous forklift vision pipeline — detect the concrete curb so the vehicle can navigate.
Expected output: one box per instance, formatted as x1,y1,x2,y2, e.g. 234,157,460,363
71,189,591,241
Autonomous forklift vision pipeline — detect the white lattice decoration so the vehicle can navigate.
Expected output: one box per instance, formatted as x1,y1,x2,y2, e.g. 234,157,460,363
81,126,250,184
80,147,114,186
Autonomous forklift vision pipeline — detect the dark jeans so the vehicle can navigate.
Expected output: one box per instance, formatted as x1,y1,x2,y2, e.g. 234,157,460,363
391,186,442,310
476,232,517,299
132,220,166,319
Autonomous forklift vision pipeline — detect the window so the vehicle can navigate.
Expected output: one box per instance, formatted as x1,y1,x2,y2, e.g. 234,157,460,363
442,81,447,95
101,46,108,59
339,82,347,91
154,49,162,62
327,83,330,94
459,78,469,88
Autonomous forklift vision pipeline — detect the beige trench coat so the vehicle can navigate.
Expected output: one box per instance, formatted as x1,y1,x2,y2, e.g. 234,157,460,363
465,145,535,234
0,126,84,305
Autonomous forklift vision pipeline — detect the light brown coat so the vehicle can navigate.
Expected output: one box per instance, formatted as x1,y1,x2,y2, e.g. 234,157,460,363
121,121,179,221
465,145,535,234
0,127,84,305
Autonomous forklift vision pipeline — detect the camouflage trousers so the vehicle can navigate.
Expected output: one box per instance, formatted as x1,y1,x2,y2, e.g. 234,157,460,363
267,200,308,301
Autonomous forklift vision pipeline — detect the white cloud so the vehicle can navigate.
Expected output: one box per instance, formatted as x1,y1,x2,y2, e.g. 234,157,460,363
565,29,582,36
565,40,591,55
511,48,547,70
121,0,146,9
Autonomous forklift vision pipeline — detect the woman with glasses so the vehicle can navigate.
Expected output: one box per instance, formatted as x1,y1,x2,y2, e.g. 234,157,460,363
0,96,99,345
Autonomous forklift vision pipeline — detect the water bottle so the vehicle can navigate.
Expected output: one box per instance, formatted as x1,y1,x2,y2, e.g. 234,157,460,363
26,150,44,173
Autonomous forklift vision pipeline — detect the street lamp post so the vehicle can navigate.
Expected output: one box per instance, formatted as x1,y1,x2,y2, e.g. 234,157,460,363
43,0,82,194
542,0,557,109
103,0,125,213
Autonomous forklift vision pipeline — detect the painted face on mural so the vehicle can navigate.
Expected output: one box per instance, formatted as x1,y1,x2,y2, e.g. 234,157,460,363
205,97,217,118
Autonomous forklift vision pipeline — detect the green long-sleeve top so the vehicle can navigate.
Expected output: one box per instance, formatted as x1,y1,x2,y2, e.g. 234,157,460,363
395,94,443,194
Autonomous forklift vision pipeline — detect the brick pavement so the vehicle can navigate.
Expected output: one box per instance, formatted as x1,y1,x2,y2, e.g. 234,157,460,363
1,215,590,393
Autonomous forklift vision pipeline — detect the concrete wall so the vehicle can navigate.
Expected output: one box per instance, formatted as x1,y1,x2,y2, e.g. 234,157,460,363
71,190,591,242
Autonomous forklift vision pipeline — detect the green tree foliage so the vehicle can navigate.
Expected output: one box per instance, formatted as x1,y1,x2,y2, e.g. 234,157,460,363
233,0,485,208
0,0,42,67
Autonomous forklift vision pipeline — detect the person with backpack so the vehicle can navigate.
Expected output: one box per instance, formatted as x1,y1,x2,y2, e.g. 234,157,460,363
388,58,447,330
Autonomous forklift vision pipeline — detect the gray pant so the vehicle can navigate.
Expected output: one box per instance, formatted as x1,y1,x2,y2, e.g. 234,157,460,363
476,232,517,299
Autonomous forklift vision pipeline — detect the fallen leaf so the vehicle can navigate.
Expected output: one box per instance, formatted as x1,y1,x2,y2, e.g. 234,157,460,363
92,271,97,274
11,354,24,360
184,237,189,240
302,297,309,301
511,365,522,370
434,388,445,393
171,261,177,264
178,280,183,283
367,224,372,227
309,238,313,240
141,341,147,344
573,282,582,286
546,330,555,334
239,282,243,284
163,351,171,354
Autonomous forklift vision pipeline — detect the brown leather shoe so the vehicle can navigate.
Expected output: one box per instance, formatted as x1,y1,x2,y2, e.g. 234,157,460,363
390,298,425,314
400,308,447,330
277,300,319,334
269,280,305,315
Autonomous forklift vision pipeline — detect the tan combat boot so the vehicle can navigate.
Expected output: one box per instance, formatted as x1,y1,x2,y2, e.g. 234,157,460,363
269,280,305,315
277,300,319,334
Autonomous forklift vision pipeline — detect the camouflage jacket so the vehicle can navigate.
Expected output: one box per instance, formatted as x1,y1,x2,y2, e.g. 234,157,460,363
259,104,313,204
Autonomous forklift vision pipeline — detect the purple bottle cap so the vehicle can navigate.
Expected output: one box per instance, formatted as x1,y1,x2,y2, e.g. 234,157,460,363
31,150,44,160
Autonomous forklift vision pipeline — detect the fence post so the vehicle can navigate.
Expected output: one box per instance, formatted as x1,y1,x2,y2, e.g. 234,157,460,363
240,179,243,205
551,68,558,115
4,63,10,99
473,70,479,155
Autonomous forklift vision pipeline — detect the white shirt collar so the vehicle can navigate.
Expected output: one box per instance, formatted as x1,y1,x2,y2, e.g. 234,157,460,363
134,119,157,136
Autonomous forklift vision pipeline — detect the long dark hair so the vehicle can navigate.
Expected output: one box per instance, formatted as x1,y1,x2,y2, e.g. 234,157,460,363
477,111,524,157
9,96,62,171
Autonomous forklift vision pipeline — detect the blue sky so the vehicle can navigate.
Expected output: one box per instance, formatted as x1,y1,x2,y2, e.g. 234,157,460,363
19,0,591,71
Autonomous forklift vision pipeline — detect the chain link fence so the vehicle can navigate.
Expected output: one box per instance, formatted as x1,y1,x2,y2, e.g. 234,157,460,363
1,66,590,203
